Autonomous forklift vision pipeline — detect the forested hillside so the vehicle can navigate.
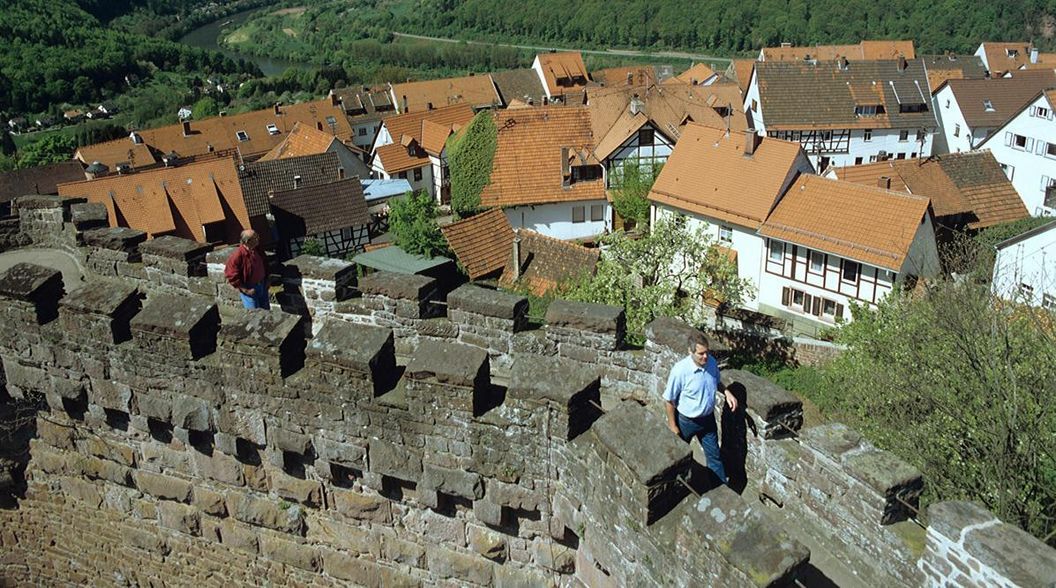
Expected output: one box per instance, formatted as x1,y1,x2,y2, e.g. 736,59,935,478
403,0,1056,53
0,0,257,114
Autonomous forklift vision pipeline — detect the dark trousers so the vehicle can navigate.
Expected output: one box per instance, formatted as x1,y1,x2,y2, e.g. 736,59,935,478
676,411,728,484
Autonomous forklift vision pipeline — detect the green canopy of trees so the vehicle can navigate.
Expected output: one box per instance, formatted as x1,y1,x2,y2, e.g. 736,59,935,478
389,191,449,258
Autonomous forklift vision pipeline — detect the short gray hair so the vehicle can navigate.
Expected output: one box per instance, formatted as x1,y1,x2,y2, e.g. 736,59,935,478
240,230,257,245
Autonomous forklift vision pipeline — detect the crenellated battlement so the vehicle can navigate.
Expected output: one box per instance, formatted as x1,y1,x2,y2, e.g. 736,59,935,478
0,195,1053,587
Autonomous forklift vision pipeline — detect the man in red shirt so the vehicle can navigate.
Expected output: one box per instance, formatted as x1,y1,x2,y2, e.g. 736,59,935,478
224,230,270,310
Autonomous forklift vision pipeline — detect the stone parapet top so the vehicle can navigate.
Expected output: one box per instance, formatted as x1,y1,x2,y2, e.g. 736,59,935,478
404,339,488,388
284,255,356,282
447,284,527,321
545,299,625,335
15,194,65,209
721,369,803,426
139,236,212,261
130,292,218,339
81,227,148,251
70,202,108,229
357,271,434,301
219,308,303,350
205,246,238,265
508,354,599,406
306,319,394,373
0,263,63,302
590,402,692,487
60,279,139,317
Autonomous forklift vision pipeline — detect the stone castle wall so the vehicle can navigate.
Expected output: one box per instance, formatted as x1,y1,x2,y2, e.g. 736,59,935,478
0,195,1052,588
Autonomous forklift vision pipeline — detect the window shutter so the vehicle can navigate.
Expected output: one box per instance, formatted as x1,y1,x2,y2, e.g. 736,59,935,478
1043,176,1050,190
1005,132,1013,146
803,293,812,311
812,297,823,316
782,287,791,306
1027,137,1035,152
836,303,845,320
1039,141,1047,156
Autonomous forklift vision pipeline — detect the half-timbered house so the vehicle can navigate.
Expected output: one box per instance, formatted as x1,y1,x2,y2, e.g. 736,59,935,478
269,177,370,259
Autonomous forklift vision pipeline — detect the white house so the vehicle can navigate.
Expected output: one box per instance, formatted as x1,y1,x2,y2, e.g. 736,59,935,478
480,107,610,241
978,89,1056,216
648,125,814,311
974,42,1038,77
991,220,1056,308
757,174,940,332
258,121,370,180
748,58,937,171
369,103,475,204
931,70,1055,154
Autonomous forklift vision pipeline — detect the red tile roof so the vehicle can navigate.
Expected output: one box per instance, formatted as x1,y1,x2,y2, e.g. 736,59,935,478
499,229,600,295
440,208,515,279
390,75,501,113
761,40,915,62
536,52,591,97
374,104,475,174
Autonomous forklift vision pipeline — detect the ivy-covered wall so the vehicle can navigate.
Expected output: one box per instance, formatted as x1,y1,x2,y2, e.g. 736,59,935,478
446,111,497,218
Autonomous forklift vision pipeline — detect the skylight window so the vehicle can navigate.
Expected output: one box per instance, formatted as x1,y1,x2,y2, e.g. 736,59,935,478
266,124,280,135
983,99,995,112
236,130,250,142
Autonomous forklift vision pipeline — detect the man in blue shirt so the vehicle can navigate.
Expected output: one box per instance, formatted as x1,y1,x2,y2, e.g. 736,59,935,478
664,331,738,484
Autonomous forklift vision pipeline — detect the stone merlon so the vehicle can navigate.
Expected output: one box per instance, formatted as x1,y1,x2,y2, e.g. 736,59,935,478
307,320,395,374
357,271,435,301
545,299,626,335
139,235,213,261
60,280,140,318
284,255,356,283
0,262,64,303
447,284,528,321
220,307,304,351
405,339,488,388
81,227,148,252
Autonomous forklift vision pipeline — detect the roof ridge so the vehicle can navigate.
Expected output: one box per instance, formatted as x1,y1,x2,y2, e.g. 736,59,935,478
763,220,902,260
806,173,930,204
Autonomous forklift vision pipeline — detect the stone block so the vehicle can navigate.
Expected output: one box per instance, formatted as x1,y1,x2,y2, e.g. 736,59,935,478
321,549,418,588
15,194,63,209
588,402,693,524
0,263,64,322
448,284,528,322
420,463,485,500
508,354,602,439
130,293,219,359
468,525,507,561
284,255,356,283
369,439,422,482
139,235,212,263
81,227,146,252
220,519,259,554
427,546,494,585
192,488,227,517
271,472,323,507
227,493,305,534
135,392,171,421
722,369,804,434
260,534,320,572
405,339,489,388
333,489,392,524
133,471,192,502
473,499,505,527
171,395,211,431
125,527,170,555
313,437,367,469
799,422,862,459
842,447,923,523
545,299,625,337
157,501,201,536
217,409,266,446
358,271,435,301
530,539,575,573
219,307,305,368
269,427,311,455
70,201,108,229
307,320,395,379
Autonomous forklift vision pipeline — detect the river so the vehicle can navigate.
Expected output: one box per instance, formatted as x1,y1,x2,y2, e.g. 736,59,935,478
178,8,310,76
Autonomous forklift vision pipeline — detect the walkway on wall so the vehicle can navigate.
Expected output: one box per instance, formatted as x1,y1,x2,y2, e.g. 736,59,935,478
0,248,85,291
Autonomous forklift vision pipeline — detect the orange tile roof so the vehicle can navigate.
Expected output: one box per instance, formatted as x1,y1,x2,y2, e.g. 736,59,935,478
57,156,252,243
390,75,501,113
761,40,915,61
258,122,339,161
76,99,352,169
831,152,1028,229
374,104,475,174
673,63,718,85
75,140,156,169
440,208,515,279
480,107,606,208
592,66,658,88
760,175,930,271
536,52,591,97
498,229,599,295
648,124,808,229
979,42,1034,75
589,83,735,160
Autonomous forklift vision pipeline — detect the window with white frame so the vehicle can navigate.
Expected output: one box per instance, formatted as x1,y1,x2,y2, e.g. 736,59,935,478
863,129,872,141
953,124,960,137
718,225,733,243
1018,283,1034,299
590,204,605,222
572,206,585,223
983,99,995,112
768,240,784,261
1043,293,1055,309
1046,143,1056,158
1033,106,1051,119
809,250,824,272
898,130,909,142
1001,163,1014,181
1008,133,1031,151
236,130,250,142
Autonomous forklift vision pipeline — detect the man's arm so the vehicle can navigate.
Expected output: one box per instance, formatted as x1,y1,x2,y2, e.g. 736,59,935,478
663,368,681,436
665,401,680,436
713,361,738,412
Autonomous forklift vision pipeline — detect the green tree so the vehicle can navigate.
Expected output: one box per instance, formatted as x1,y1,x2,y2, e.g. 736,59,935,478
17,134,77,168
563,213,753,341
299,238,324,256
0,129,16,156
611,160,660,228
816,247,1056,546
190,96,220,120
446,111,497,218
389,190,449,258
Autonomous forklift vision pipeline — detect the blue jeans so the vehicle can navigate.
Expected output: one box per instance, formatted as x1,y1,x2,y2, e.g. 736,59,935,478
239,282,270,310
677,411,727,484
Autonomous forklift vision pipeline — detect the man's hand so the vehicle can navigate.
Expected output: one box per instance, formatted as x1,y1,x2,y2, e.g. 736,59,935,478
667,420,680,436
724,390,738,412
240,287,255,295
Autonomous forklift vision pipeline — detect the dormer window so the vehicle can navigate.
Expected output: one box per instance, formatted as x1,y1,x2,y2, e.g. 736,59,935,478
854,104,883,116
1007,49,1019,58
325,115,337,127
572,164,602,182
983,99,995,112
266,124,280,135
236,130,250,142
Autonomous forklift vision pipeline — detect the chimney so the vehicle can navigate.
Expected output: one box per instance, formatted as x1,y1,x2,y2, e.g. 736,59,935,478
273,102,281,115
330,91,340,107
402,95,408,112
427,102,434,111
182,121,191,137
630,94,643,116
897,55,908,72
542,96,549,105
743,128,759,157
627,72,634,86
130,131,142,145
878,176,892,190
837,56,849,71
84,161,108,180
116,163,132,175
207,143,214,153
293,175,302,189
511,232,522,280
317,122,324,132
162,151,179,167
